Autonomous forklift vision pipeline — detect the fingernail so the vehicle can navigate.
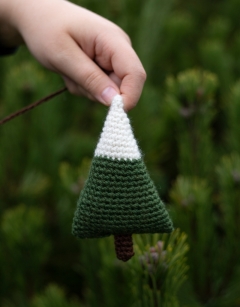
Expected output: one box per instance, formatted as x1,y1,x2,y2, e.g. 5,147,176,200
101,87,119,105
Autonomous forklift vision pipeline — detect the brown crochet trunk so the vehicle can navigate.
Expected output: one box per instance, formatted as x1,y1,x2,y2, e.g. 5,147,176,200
114,234,134,261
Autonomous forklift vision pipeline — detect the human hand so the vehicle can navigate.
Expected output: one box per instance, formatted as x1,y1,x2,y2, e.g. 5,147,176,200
1,0,146,110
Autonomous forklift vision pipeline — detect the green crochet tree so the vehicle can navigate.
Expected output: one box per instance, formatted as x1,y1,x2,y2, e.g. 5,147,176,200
72,95,173,261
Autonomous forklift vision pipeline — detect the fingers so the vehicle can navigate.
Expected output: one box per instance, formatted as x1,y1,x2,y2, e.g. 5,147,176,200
49,35,120,107
63,72,122,104
45,5,146,110
53,35,146,111
62,75,96,101
108,72,122,88
92,30,146,110
60,40,146,110
110,43,147,111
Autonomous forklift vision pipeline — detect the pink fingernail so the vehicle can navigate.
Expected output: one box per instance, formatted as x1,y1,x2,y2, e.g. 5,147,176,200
101,87,119,105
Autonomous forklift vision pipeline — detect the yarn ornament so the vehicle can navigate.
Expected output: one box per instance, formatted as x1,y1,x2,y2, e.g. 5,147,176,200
72,95,173,261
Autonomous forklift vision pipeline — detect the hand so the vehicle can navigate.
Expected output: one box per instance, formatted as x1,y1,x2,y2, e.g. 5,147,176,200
1,0,146,110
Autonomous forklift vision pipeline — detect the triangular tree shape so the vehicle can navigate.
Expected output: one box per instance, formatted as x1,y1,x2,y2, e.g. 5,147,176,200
72,95,173,261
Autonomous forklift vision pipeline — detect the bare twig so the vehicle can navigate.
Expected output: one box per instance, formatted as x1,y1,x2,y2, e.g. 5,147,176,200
0,87,67,125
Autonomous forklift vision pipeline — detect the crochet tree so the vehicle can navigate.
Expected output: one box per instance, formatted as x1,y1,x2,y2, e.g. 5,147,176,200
72,95,173,261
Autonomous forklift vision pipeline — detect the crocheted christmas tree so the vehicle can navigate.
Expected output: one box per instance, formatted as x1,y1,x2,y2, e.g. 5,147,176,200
72,95,173,261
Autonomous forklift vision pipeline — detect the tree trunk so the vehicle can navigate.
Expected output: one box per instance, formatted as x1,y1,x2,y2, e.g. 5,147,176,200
114,234,134,262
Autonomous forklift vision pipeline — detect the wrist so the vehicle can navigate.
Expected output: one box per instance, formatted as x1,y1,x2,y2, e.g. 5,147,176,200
0,23,24,48
0,0,24,47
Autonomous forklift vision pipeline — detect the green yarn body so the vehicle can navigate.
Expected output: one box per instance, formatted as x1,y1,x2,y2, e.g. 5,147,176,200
72,157,173,239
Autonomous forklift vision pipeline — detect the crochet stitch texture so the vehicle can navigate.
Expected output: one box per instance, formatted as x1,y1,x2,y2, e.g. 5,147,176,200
72,95,173,258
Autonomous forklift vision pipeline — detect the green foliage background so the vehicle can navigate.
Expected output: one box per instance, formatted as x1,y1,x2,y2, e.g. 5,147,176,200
1,0,240,306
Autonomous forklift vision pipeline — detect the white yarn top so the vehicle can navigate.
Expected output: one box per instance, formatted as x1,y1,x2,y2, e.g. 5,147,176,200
94,95,141,160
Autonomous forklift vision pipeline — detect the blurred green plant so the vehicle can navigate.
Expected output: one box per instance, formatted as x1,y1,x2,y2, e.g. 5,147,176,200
167,70,240,305
1,0,240,306
31,284,82,307
76,230,188,307
130,230,189,307
1,204,50,301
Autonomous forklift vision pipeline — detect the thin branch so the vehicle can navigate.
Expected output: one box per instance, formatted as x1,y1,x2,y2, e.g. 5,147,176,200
0,87,67,125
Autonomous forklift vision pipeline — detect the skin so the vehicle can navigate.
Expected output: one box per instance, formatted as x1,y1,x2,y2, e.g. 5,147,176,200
0,0,146,110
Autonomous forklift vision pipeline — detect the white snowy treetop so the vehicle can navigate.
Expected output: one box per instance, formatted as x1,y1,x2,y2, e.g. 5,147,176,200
94,95,141,160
